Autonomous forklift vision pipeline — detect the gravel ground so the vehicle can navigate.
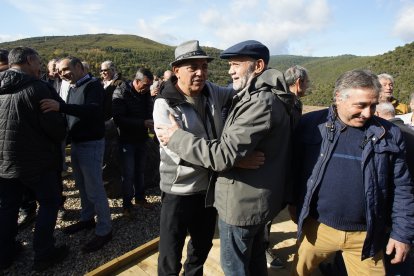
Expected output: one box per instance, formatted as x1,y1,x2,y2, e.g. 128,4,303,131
2,175,162,276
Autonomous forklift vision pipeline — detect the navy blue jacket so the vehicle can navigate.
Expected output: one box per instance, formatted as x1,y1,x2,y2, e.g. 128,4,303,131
59,78,105,142
293,106,414,259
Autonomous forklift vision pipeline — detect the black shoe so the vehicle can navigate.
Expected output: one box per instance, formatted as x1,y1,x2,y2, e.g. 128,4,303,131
18,209,37,230
135,198,153,209
0,241,23,270
63,219,95,235
81,231,112,253
122,206,133,218
33,245,69,272
265,248,284,269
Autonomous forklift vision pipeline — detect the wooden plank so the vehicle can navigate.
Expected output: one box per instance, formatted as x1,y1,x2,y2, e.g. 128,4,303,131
135,253,159,275
87,208,324,276
85,237,159,276
117,265,149,276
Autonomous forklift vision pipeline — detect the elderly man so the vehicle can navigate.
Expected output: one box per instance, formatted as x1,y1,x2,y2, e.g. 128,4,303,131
153,40,234,276
290,70,414,276
378,73,408,114
100,60,124,120
40,57,112,253
100,60,124,197
44,58,62,92
0,47,68,271
156,40,293,275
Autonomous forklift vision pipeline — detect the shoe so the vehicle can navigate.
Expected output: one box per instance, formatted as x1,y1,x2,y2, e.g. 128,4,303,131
18,209,37,230
0,240,23,270
63,219,95,235
122,206,133,217
135,198,153,209
33,245,69,272
265,248,284,269
81,231,112,253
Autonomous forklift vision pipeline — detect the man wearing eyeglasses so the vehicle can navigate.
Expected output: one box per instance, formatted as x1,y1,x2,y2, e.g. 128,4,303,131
40,56,112,253
99,61,124,199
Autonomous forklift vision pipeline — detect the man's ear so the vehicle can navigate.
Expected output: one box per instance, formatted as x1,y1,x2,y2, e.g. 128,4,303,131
254,59,266,74
26,55,34,65
295,78,301,88
334,91,341,103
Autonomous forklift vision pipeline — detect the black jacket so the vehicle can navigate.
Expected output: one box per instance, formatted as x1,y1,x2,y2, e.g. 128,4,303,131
59,77,105,142
0,69,66,182
112,81,153,143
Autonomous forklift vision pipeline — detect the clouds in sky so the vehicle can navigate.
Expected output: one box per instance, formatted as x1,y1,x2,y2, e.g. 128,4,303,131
393,3,414,41
199,0,331,54
1,0,414,56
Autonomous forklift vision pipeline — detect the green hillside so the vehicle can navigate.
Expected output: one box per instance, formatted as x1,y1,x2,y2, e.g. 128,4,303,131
1,34,413,107
0,33,230,85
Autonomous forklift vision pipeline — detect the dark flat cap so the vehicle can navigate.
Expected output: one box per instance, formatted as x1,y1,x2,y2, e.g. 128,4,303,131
171,40,214,67
220,40,269,64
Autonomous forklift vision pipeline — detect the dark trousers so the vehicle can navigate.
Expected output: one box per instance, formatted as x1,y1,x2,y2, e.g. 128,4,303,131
158,193,217,276
0,171,61,263
119,141,148,207
20,186,37,214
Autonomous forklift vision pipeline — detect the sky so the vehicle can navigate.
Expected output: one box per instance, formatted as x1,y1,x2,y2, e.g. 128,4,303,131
1,0,414,57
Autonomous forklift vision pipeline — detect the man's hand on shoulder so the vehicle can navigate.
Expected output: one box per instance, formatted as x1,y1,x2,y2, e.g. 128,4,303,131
235,151,265,169
40,99,60,113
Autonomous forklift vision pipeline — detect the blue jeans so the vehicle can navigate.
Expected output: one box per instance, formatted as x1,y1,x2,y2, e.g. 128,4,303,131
71,139,112,236
0,171,61,262
218,218,267,276
119,141,147,207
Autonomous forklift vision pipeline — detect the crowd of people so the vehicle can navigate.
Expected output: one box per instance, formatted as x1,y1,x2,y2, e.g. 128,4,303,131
0,40,414,276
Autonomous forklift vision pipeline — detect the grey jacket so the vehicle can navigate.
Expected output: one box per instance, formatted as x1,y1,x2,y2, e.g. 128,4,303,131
153,77,233,195
167,69,293,226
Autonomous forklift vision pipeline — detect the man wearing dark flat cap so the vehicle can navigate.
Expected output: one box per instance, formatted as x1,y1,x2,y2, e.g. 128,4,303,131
153,40,235,276
156,40,294,275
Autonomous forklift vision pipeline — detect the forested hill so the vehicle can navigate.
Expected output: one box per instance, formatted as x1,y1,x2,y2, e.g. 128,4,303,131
1,34,413,106
0,34,231,86
270,42,414,106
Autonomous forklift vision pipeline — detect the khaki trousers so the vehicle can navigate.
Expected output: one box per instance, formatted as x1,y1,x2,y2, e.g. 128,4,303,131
291,218,385,276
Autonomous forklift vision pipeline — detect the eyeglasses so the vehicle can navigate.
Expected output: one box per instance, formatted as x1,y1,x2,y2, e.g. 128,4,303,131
100,69,109,73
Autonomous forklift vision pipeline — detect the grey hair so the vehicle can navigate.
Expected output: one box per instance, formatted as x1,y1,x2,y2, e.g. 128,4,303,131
284,65,308,86
377,73,394,83
134,67,153,81
376,101,395,117
101,60,116,72
334,69,382,101
63,56,84,70
48,58,58,66
8,46,38,65
82,61,90,72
